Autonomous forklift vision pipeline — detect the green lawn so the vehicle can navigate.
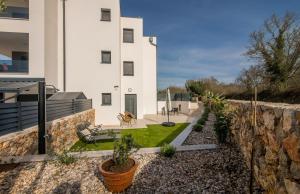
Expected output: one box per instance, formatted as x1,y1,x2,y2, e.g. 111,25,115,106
70,123,189,151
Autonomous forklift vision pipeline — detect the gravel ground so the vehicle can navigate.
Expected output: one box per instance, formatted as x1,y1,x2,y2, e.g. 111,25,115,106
0,146,262,194
183,113,218,145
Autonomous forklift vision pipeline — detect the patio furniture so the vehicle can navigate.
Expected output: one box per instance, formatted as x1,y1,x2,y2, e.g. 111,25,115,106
161,107,166,115
118,113,134,127
171,108,179,115
77,124,121,143
125,112,137,124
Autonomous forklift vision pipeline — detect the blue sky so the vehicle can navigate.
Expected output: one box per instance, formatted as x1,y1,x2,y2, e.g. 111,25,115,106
121,0,300,89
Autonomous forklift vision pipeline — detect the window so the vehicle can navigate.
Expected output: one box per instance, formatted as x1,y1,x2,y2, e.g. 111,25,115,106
123,61,134,76
101,9,111,21
102,93,111,105
101,51,111,64
123,29,134,43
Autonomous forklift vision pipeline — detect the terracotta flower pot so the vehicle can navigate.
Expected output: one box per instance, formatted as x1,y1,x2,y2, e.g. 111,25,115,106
99,158,138,192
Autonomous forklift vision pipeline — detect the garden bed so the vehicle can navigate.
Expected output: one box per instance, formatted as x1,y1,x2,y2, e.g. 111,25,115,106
183,113,217,145
70,123,189,151
0,146,262,193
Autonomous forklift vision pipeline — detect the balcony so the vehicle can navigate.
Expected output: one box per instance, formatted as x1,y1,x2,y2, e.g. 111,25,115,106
0,59,28,73
0,32,29,73
0,0,29,20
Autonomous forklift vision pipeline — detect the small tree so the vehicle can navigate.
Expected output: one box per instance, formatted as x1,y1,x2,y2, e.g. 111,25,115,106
185,80,204,96
246,12,300,91
236,65,265,92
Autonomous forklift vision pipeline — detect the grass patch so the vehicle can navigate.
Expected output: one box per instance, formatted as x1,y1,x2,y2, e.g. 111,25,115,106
70,123,189,151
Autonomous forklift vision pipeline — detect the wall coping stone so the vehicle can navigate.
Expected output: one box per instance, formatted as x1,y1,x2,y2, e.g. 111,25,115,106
228,100,300,110
0,126,37,143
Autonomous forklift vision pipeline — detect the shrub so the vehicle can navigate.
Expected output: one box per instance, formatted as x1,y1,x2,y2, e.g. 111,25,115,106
56,150,76,165
202,113,209,121
160,144,176,158
193,124,204,132
202,91,234,143
113,134,140,166
214,115,230,143
197,118,206,125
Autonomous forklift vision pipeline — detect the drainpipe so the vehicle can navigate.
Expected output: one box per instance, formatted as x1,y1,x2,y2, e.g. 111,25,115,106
62,0,66,92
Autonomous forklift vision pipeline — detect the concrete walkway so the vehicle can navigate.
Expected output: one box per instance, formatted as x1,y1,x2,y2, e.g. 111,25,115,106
0,143,218,164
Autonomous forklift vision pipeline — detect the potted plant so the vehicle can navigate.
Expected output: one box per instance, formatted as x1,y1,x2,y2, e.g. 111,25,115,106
99,134,140,192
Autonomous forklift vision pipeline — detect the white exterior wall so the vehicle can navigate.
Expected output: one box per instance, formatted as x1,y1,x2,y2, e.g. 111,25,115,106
63,0,121,125
44,0,59,89
1,0,157,125
157,101,199,114
142,36,157,115
0,0,45,78
120,17,144,119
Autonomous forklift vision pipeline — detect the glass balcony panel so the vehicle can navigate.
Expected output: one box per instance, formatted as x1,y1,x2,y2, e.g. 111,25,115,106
0,0,29,20
0,60,28,73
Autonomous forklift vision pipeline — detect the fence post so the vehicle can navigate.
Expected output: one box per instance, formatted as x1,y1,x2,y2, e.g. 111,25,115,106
38,81,46,155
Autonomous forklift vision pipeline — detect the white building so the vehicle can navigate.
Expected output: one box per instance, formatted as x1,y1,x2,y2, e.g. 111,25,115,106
0,0,157,125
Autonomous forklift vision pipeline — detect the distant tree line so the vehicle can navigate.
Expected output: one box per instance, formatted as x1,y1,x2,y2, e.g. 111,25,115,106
164,12,300,103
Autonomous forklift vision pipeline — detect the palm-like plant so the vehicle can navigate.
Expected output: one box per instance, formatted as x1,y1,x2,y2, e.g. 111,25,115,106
202,91,234,143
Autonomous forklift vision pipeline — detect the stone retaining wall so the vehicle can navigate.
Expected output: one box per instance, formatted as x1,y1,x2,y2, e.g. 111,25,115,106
229,100,300,194
0,109,95,158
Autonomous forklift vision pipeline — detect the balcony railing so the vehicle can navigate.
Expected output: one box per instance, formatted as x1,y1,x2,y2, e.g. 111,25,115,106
0,6,29,19
0,60,29,73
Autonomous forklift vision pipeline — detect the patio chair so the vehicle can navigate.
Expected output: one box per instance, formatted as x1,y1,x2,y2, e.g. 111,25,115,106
77,124,121,143
162,107,166,115
171,108,179,115
118,113,133,127
124,112,137,124
88,124,121,135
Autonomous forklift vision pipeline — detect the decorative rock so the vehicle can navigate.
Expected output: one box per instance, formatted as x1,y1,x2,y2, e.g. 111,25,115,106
263,111,275,130
278,148,288,167
0,147,262,193
282,110,293,132
267,132,279,152
228,100,300,194
284,178,300,194
290,162,300,180
265,147,278,164
282,133,300,162
296,111,300,123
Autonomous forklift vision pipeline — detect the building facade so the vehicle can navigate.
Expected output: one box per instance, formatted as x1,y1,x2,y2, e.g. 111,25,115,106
0,0,157,125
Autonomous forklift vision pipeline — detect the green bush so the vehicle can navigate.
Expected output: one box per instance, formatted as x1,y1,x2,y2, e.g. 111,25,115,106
193,124,204,132
56,150,76,165
197,118,206,125
113,134,140,166
160,144,176,158
214,113,230,143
